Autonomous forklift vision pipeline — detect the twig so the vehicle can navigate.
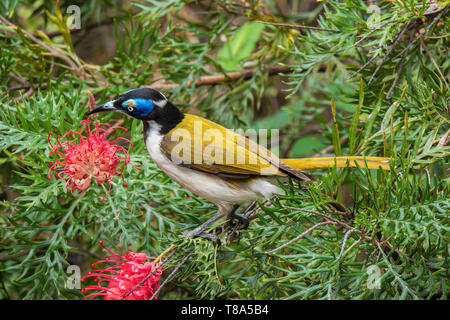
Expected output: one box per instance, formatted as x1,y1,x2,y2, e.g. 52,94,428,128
121,249,177,300
216,1,253,15
6,85,37,92
375,240,418,298
339,237,362,261
335,228,356,261
393,5,449,60
348,20,412,81
422,2,447,15
362,5,448,84
313,137,349,157
420,38,449,91
256,20,339,33
284,206,359,233
386,32,414,99
8,72,28,85
417,129,449,153
367,21,413,84
282,123,323,157
347,55,379,81
350,20,396,48
149,250,194,300
45,18,116,38
264,221,334,254
0,16,85,79
0,250,29,262
243,200,263,221
438,129,450,147
146,66,292,90
241,201,258,217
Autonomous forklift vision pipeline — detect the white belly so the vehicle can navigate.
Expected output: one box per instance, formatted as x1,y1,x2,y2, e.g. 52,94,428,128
144,122,282,207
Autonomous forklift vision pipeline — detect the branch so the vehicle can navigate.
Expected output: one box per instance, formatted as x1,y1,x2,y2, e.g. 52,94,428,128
282,123,323,157
121,249,177,300
0,16,86,79
349,4,449,82
283,206,360,234
0,250,29,262
335,228,357,261
350,20,397,49
393,5,449,60
419,38,449,91
255,21,340,33
417,128,450,153
264,221,335,254
149,250,194,300
145,66,292,90
386,31,414,99
45,18,116,38
348,20,412,81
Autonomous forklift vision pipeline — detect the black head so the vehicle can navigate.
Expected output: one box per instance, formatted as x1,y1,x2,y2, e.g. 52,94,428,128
88,88,168,120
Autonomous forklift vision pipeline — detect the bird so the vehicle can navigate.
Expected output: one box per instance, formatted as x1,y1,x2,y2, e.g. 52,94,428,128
88,88,390,240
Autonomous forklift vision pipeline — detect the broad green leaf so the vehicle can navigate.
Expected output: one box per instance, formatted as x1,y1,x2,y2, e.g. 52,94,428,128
291,135,328,157
217,22,265,71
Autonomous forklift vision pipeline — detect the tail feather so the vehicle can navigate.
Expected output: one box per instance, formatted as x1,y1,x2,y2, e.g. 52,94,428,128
280,156,390,170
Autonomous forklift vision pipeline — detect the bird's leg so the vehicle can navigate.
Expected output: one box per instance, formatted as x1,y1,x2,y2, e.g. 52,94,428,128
226,204,249,230
182,204,233,241
182,214,223,241
183,204,252,241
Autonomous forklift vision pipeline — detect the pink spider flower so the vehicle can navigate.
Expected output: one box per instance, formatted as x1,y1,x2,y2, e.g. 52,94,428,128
81,241,163,300
48,117,139,202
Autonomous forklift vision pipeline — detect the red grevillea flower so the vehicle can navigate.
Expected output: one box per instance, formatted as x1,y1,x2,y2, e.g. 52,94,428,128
81,241,163,300
48,117,139,202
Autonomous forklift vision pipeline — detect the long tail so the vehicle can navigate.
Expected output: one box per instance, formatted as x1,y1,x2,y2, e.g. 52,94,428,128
281,156,390,170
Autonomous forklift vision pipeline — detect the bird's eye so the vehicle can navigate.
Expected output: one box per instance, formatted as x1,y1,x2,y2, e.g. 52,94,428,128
124,100,136,112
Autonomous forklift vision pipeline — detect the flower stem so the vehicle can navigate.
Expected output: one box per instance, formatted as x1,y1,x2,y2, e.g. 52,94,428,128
154,244,176,265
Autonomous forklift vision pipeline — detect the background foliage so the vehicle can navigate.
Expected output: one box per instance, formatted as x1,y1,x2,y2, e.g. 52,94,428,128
0,0,448,299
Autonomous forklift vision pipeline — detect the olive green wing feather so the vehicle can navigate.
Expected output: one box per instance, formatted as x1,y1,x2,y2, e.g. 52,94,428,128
160,114,312,181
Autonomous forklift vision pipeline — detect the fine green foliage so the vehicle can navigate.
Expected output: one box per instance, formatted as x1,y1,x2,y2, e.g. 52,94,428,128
0,0,449,300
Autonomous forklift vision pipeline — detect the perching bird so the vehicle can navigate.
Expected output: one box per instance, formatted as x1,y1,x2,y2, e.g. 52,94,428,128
89,88,390,240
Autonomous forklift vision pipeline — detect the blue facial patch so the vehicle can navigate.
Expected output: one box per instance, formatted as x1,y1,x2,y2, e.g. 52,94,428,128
122,98,155,116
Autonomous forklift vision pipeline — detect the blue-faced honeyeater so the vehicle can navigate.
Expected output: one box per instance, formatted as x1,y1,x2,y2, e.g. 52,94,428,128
89,88,390,240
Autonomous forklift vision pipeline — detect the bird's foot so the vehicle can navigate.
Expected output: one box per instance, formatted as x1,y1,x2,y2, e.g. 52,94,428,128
226,211,249,230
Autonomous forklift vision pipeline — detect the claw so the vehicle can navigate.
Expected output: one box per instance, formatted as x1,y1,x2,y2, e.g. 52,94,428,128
226,206,249,230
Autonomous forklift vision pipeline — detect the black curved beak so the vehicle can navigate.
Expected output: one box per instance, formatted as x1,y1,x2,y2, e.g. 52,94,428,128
87,100,116,115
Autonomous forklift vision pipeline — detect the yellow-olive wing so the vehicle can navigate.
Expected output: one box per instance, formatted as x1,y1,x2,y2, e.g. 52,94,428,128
160,114,312,181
